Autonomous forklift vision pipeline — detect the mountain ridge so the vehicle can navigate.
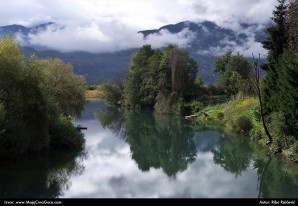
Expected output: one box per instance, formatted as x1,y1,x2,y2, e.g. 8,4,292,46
0,21,267,84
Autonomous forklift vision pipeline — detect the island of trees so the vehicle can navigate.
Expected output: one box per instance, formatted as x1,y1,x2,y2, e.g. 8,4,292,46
99,0,298,161
0,37,86,159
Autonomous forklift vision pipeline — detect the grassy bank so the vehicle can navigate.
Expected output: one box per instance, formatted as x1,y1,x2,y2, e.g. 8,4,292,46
85,90,103,102
195,95,298,162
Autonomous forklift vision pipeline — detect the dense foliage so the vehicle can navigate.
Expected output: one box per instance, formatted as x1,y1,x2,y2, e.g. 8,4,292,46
0,37,86,158
123,45,198,114
213,51,254,96
261,0,298,138
100,45,198,115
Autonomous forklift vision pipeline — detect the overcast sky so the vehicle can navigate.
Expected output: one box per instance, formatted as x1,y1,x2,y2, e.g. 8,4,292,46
0,0,277,53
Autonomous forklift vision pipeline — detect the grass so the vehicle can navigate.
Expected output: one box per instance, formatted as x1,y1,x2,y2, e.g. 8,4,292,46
85,90,103,102
195,96,298,161
196,96,258,129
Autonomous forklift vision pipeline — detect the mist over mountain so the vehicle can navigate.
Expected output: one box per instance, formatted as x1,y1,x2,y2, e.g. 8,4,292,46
0,21,267,84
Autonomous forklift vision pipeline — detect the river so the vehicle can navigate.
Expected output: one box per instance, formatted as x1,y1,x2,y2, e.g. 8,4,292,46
0,102,297,198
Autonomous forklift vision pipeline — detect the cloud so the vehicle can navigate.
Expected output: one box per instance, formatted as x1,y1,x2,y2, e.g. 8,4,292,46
198,35,268,57
0,0,276,53
180,0,276,30
26,21,195,53
0,0,276,29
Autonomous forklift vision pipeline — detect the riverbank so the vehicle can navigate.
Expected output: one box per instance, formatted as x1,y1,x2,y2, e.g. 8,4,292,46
195,96,298,163
85,89,103,102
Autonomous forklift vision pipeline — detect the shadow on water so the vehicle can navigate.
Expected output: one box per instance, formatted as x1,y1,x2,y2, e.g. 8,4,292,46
0,149,86,198
96,107,197,178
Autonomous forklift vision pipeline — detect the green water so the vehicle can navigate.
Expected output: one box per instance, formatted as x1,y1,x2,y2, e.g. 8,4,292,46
0,102,297,198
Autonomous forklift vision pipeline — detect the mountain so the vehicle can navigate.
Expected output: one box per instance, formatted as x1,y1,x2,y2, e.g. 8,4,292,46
0,22,54,37
22,47,135,84
0,21,267,85
140,21,266,83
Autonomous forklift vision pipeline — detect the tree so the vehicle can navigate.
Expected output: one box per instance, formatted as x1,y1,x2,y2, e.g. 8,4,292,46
0,37,85,158
262,0,289,114
287,0,298,49
263,0,289,67
36,58,87,116
125,45,155,109
99,70,128,106
124,44,198,114
0,37,50,155
99,81,123,106
276,50,298,136
213,51,254,96
252,54,273,144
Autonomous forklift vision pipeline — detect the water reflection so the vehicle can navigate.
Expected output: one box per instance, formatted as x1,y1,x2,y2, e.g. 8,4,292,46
0,149,86,198
96,105,298,198
212,134,253,177
2,102,297,198
212,134,298,198
254,153,298,198
96,108,197,178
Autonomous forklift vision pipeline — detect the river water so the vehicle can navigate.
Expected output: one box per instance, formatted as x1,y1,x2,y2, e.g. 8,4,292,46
1,102,297,198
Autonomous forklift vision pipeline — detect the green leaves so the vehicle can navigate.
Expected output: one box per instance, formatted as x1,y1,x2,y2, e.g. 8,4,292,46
124,44,198,114
213,52,254,96
0,36,86,158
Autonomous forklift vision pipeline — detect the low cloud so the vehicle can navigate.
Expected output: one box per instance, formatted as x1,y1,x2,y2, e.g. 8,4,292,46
26,22,195,53
198,35,268,57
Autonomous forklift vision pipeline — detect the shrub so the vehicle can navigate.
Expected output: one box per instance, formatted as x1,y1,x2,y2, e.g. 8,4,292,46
49,115,85,150
191,101,204,113
252,107,261,122
269,112,286,148
234,116,253,135
217,112,225,120
99,81,123,106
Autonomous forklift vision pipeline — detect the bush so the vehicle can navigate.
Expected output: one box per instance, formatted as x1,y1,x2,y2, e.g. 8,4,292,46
49,115,85,150
269,112,286,148
234,116,253,135
252,107,261,122
99,81,123,106
217,112,225,120
191,101,204,113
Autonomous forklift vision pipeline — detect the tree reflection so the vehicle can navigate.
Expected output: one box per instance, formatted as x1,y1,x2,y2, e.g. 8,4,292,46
96,107,125,137
212,134,298,198
96,108,197,178
212,134,253,177
0,149,86,198
253,152,298,198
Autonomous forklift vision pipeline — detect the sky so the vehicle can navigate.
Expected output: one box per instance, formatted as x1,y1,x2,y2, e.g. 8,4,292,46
0,0,277,54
